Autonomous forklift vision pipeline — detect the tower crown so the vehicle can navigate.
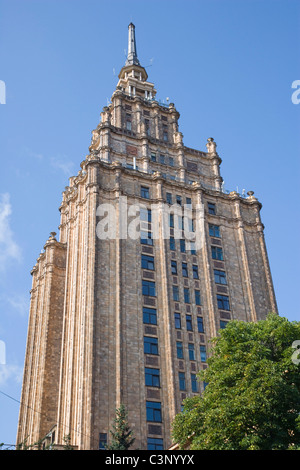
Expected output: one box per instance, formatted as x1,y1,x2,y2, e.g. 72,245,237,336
117,23,156,99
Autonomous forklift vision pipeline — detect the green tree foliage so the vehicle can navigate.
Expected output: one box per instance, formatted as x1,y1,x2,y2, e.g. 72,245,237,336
172,314,300,450
62,434,74,450
106,404,135,450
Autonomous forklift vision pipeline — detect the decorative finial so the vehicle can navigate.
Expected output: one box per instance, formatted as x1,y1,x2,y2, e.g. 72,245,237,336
126,23,140,66
206,137,217,154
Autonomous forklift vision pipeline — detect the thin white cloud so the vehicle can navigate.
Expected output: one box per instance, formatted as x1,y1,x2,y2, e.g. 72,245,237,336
5,294,29,317
0,364,23,387
24,147,44,160
0,193,21,270
50,156,74,176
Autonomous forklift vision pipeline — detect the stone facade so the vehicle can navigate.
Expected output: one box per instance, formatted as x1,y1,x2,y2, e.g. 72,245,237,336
17,24,277,450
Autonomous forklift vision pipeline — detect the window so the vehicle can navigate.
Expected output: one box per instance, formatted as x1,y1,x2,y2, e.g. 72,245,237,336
211,246,223,260
169,156,174,166
188,343,195,361
143,307,157,325
126,113,132,131
209,224,221,238
145,119,150,136
140,208,152,222
144,336,159,355
151,152,156,162
208,202,216,215
142,254,155,271
184,288,190,304
163,131,168,142
220,320,228,329
141,231,153,246
169,237,175,251
142,280,156,297
195,290,201,306
191,373,198,392
176,195,182,206
217,294,230,311
145,368,160,387
176,341,184,359
174,313,181,329
214,269,227,285
99,433,107,450
190,241,196,255
173,285,179,302
192,265,199,279
180,239,186,253
171,260,177,275
188,219,195,232
182,263,188,277
147,438,163,450
166,192,172,204
159,154,165,165
179,372,186,391
146,401,162,422
200,345,207,362
186,197,192,206
186,314,193,331
169,213,174,228
141,186,150,199
197,317,204,333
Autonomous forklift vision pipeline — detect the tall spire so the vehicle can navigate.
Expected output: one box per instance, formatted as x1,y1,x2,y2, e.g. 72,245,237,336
125,23,140,66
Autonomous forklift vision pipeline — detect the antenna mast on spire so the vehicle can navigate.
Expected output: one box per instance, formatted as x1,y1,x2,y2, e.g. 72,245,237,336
125,23,140,66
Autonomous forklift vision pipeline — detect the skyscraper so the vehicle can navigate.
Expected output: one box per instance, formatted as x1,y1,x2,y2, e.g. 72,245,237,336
17,23,277,450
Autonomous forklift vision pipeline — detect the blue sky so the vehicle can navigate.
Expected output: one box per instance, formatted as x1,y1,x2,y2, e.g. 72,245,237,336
0,0,299,447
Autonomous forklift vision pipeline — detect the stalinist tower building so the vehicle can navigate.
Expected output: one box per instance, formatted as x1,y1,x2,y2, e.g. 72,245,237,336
17,24,277,450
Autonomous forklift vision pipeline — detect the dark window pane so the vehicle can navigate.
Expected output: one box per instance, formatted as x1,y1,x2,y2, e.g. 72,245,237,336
146,401,162,422
208,202,216,215
176,341,183,359
145,368,160,387
214,269,227,285
197,317,204,333
200,345,207,362
142,280,156,296
141,186,150,198
217,294,230,311
191,373,198,392
142,254,155,270
170,237,175,251
195,290,201,306
188,343,195,361
166,192,172,204
209,224,220,237
171,260,177,275
143,307,157,325
211,246,223,260
99,433,107,450
186,314,193,331
173,285,179,301
147,438,163,450
182,263,188,277
192,265,199,279
179,372,186,391
184,288,190,304
144,336,159,355
175,313,181,329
